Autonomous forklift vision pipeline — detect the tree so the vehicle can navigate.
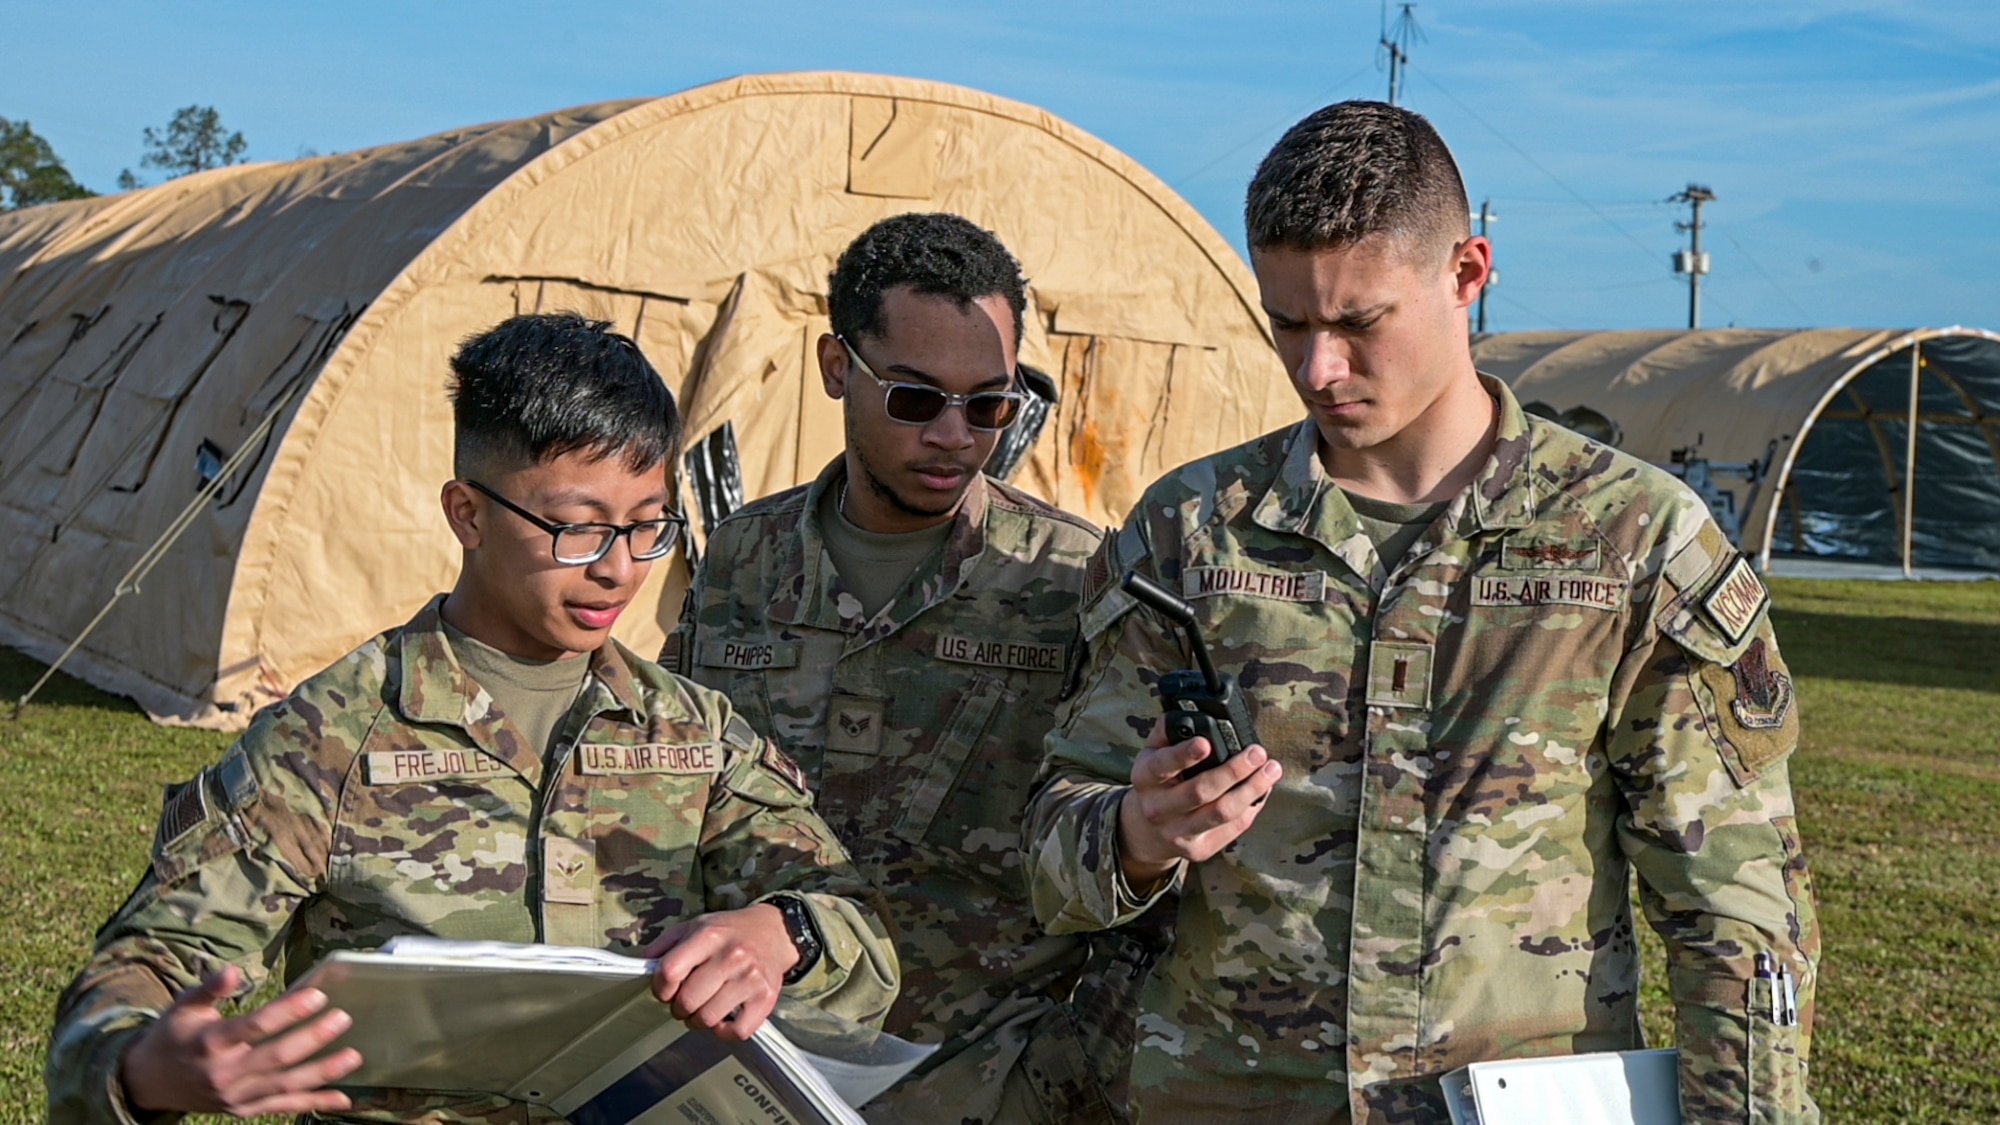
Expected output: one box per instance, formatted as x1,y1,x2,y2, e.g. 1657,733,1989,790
0,117,95,209
137,105,247,179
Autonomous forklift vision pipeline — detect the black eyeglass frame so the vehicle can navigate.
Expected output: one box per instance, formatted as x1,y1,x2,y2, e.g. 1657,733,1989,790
463,479,686,566
838,335,1027,432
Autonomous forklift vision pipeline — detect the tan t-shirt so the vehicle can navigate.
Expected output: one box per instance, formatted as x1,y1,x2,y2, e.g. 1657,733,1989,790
816,482,954,619
1341,487,1449,572
442,619,591,757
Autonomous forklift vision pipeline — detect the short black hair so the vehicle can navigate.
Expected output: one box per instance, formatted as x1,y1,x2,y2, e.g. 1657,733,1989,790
447,312,679,478
1245,100,1470,264
828,212,1027,345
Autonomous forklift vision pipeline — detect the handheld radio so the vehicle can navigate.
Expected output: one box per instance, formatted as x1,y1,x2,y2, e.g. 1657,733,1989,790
1120,571,1262,774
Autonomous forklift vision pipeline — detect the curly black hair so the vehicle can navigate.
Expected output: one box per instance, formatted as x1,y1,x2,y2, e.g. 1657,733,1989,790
1246,100,1470,265
828,212,1027,345
447,311,678,477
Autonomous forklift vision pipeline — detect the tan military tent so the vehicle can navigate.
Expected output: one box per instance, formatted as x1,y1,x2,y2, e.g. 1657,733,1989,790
0,71,1292,728
1472,327,2000,575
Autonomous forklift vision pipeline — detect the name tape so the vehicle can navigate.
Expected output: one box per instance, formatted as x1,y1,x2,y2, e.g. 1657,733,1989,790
697,638,799,671
365,748,512,785
1180,566,1326,603
577,743,722,776
934,634,1066,673
1471,574,1625,611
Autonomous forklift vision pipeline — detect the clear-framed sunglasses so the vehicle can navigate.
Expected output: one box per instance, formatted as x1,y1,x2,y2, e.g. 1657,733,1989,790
464,480,685,566
839,335,1026,432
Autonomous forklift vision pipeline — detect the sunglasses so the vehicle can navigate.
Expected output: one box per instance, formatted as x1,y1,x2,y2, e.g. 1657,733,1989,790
839,336,1026,432
464,480,685,567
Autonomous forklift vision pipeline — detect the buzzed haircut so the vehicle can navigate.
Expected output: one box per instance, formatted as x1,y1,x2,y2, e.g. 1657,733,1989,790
1245,100,1471,265
828,212,1028,345
447,311,679,478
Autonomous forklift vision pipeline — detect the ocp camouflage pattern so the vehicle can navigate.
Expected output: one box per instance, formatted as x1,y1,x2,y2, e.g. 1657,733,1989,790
48,596,900,1125
1025,376,1821,1124
672,461,1150,1125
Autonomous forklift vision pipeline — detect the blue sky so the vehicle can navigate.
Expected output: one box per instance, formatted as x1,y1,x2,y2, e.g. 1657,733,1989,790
4,0,1996,332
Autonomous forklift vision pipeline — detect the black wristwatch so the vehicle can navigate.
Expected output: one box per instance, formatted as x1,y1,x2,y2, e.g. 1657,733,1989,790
769,893,824,985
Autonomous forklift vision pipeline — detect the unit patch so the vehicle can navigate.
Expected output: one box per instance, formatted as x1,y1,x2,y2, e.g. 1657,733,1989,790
696,637,800,671
761,741,811,795
1502,541,1602,570
1180,566,1326,603
1695,636,1799,784
1728,639,1795,733
1471,574,1624,611
934,634,1066,673
1700,556,1769,645
577,743,721,776
365,748,512,784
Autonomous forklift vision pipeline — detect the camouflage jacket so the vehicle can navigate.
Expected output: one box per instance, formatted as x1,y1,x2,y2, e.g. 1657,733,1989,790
49,597,899,1125
1025,378,1821,1125
669,462,1141,1125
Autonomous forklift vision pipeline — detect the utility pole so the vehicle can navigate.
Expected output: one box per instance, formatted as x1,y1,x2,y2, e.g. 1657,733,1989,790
1472,198,1498,334
1379,3,1422,105
1670,183,1716,329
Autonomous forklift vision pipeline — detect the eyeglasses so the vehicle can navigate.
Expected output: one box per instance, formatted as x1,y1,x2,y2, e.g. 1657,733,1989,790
464,480,685,566
839,336,1025,432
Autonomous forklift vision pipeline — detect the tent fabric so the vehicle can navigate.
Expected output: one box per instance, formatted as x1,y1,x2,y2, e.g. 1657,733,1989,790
0,72,1292,729
1471,327,2000,573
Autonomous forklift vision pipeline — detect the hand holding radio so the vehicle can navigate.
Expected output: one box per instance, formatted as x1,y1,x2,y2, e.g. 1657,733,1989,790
1114,571,1281,883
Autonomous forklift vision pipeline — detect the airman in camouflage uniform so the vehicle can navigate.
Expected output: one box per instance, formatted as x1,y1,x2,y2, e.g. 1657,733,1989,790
49,313,899,1125
668,214,1146,1124
51,600,899,1125
1023,103,1819,1124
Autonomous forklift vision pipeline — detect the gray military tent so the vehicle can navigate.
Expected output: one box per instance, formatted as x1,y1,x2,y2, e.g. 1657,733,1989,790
1472,327,2000,575
0,72,1294,728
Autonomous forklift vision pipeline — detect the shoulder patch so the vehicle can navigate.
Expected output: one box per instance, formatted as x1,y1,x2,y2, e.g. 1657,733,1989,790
1693,635,1799,785
1700,555,1769,644
760,740,811,795
722,714,761,752
216,746,259,810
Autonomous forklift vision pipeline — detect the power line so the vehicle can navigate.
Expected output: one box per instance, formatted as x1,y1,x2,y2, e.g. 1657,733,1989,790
1410,62,1660,268
1170,62,1377,188
1490,291,1566,330
1724,233,1815,324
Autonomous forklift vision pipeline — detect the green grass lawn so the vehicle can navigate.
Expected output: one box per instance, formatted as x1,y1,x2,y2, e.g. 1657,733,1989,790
3,576,1996,1122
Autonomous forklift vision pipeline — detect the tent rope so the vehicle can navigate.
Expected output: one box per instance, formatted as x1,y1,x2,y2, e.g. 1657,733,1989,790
10,383,304,719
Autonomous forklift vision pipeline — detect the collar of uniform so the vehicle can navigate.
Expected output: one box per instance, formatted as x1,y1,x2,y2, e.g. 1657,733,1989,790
393,596,646,775
578,638,650,722
394,595,533,773
1250,420,1382,584
776,456,991,637
1457,373,1538,534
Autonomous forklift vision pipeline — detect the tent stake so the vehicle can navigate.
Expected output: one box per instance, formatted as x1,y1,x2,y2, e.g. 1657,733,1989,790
10,385,302,720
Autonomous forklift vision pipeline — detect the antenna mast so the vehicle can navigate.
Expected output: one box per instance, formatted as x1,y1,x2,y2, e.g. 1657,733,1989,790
1379,3,1423,105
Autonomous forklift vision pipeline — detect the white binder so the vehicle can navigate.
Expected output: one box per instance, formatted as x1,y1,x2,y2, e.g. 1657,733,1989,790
1440,1048,1681,1125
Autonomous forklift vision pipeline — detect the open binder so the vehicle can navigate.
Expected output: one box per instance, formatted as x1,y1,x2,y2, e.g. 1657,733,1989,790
291,938,933,1125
